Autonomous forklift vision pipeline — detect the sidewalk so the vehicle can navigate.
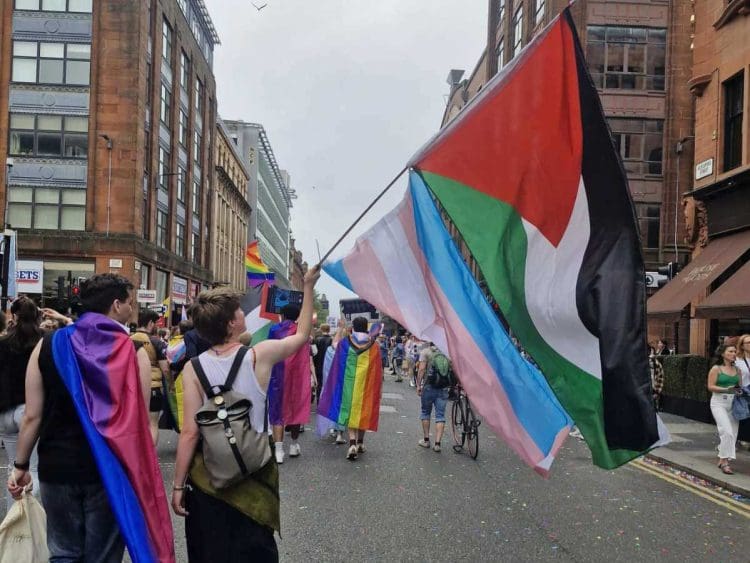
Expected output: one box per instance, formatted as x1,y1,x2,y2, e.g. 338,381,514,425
648,412,750,497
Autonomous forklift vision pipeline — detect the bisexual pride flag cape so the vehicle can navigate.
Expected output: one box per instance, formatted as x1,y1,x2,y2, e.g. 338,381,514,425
317,335,383,432
246,240,276,287
52,314,174,562
268,320,312,426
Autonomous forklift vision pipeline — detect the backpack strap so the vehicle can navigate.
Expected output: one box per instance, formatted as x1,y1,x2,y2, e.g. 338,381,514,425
223,346,249,391
191,357,218,398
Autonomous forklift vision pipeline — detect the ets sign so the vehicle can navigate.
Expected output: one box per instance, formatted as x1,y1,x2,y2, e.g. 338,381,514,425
16,260,44,294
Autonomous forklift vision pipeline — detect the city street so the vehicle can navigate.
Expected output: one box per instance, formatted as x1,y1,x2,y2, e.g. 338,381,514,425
154,373,750,562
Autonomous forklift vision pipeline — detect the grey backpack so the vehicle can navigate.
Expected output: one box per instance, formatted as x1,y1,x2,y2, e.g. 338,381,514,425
192,346,272,489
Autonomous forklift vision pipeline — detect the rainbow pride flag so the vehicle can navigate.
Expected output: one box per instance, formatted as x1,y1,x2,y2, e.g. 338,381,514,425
268,320,312,426
318,336,383,431
52,314,174,563
245,241,275,287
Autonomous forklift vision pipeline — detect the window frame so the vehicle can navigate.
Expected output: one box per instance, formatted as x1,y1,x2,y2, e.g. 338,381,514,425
14,0,92,12
7,185,86,231
586,26,666,92
157,145,171,192
160,82,172,128
175,221,186,257
156,209,168,249
609,118,664,177
180,50,190,91
723,71,744,172
11,40,91,86
9,113,89,159
162,19,173,65
512,7,524,57
534,0,545,26
635,203,661,250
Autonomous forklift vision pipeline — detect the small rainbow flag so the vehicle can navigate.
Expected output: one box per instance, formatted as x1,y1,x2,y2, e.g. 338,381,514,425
245,241,275,287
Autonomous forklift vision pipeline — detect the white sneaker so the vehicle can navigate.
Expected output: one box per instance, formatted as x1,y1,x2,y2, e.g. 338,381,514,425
335,433,346,445
347,445,358,460
289,443,301,457
418,438,430,448
275,446,285,465
433,443,441,453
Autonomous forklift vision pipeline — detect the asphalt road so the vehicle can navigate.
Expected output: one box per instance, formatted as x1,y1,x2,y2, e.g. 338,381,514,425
154,373,750,562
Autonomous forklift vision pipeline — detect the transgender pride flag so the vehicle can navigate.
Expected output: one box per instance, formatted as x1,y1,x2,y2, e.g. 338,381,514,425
324,171,573,475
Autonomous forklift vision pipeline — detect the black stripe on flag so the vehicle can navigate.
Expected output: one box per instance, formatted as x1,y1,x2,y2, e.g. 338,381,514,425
565,10,659,451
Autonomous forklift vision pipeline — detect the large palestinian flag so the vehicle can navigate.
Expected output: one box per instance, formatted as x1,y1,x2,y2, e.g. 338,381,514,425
407,10,663,468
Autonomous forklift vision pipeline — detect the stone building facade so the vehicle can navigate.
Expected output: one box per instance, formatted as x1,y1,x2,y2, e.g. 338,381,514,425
0,0,219,317
648,0,750,355
213,118,250,292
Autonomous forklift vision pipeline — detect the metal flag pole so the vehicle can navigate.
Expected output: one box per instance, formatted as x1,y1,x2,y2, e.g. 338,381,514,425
317,166,409,266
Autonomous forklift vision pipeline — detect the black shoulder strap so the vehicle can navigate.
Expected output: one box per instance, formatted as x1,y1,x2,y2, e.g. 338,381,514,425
191,357,216,398
223,346,249,391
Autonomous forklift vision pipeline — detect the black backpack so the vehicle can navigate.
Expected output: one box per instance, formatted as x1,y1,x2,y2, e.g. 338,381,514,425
426,350,454,389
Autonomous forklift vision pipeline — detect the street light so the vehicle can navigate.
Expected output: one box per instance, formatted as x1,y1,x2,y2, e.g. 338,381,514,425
99,134,113,236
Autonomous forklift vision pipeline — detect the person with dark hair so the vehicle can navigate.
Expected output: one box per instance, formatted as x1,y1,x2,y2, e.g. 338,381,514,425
318,316,384,460
131,309,170,445
707,343,742,475
313,324,333,403
171,266,320,561
0,297,43,515
174,306,211,376
7,273,174,562
267,303,313,463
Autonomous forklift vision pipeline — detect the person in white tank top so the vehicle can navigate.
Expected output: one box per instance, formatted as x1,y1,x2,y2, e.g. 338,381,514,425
170,266,320,561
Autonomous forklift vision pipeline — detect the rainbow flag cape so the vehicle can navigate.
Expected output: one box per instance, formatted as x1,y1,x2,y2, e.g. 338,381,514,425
268,320,312,426
245,241,275,287
318,336,383,432
51,313,174,563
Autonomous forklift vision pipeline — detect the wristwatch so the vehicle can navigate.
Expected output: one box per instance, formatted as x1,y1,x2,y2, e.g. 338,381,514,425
13,460,30,471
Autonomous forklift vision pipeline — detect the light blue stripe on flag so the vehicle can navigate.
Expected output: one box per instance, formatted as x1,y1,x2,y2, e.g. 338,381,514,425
408,170,572,454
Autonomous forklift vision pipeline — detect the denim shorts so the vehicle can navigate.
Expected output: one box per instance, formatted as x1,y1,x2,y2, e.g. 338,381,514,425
420,384,449,422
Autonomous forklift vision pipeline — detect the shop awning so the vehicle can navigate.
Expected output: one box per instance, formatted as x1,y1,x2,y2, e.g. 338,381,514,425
647,228,750,320
694,260,750,319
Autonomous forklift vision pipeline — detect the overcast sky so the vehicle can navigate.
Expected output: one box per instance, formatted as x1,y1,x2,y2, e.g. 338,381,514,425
209,0,488,314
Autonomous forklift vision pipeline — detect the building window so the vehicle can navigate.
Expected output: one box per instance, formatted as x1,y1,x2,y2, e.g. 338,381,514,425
142,174,149,239
178,110,189,146
586,26,666,91
9,114,88,158
534,0,545,26
15,0,92,12
512,7,523,57
191,231,200,263
158,146,170,191
175,222,185,257
7,186,85,230
609,118,663,176
156,209,168,248
160,83,171,127
192,179,201,216
176,167,186,203
723,72,744,172
177,0,187,13
180,50,190,91
498,0,505,22
635,204,660,249
162,19,172,64
497,39,505,71
195,78,204,116
12,40,91,85
193,130,202,163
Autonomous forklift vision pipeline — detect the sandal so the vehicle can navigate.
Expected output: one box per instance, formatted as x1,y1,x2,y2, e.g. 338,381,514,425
719,463,734,475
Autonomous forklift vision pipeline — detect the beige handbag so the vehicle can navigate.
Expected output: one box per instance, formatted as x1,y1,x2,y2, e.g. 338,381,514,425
192,347,272,489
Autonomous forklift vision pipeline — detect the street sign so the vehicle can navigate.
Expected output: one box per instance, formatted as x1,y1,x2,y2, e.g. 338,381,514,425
695,158,713,180
137,289,157,303
148,304,166,314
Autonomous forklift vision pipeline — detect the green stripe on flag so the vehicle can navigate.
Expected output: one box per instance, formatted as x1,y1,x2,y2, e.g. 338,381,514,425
422,170,640,469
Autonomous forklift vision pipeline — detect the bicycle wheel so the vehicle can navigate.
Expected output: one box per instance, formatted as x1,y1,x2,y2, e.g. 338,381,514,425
451,398,465,449
466,408,479,459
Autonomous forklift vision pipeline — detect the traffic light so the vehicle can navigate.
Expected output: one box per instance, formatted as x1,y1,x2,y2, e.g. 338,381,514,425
657,262,681,287
55,276,65,300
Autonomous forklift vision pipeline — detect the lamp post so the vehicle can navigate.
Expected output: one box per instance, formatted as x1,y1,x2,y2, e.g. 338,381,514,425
1,159,13,310
99,134,113,236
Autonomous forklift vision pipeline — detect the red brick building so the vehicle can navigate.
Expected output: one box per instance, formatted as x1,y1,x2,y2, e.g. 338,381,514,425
0,0,219,316
648,0,750,355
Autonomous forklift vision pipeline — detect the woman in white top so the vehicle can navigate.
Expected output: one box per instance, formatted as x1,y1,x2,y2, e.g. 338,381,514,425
736,334,750,387
171,266,320,562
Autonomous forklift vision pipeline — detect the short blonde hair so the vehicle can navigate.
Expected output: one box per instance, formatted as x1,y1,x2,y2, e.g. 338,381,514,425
737,334,750,358
192,287,242,346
